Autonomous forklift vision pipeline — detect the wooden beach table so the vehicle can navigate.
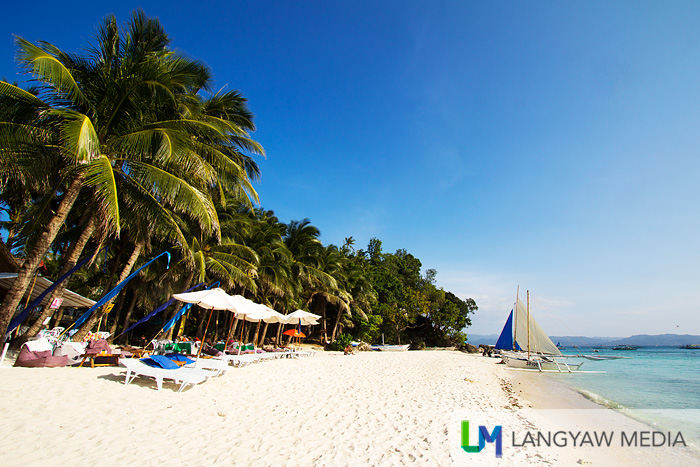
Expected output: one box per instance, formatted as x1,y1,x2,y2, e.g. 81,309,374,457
78,353,121,368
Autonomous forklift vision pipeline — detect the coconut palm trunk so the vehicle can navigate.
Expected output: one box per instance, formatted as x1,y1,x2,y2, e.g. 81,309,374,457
71,240,144,342
252,321,261,347
0,173,86,339
314,295,328,342
330,301,350,342
16,215,97,345
258,322,269,347
117,291,138,344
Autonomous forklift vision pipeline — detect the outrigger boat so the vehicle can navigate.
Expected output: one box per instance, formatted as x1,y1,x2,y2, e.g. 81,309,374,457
612,345,640,350
495,288,587,373
370,334,410,351
370,344,410,351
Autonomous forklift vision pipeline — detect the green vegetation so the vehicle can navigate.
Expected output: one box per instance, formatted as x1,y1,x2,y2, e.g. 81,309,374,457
0,10,476,348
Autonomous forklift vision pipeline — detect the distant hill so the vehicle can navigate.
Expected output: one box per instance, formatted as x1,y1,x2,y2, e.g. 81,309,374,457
466,334,500,346
466,333,700,347
615,334,700,346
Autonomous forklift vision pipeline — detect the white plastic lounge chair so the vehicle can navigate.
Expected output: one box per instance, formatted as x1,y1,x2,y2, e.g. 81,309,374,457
119,358,213,392
222,353,263,367
186,357,228,376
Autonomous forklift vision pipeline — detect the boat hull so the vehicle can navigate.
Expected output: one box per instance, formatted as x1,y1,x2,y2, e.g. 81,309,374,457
501,353,584,372
370,344,410,352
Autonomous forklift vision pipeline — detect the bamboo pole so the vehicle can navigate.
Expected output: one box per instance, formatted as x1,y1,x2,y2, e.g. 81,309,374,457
527,290,530,359
196,307,215,360
514,285,519,351
24,272,39,310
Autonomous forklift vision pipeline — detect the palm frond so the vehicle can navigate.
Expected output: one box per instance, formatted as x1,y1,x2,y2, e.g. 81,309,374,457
50,110,100,162
120,160,219,235
84,155,120,234
14,36,89,107
0,81,48,108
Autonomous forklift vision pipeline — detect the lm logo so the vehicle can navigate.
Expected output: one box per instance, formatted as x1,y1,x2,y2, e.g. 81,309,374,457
461,420,502,458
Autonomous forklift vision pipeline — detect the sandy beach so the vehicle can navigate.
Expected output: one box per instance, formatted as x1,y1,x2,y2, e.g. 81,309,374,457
0,350,697,466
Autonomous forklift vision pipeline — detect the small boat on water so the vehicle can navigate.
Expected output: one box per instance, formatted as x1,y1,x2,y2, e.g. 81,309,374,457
679,344,700,349
495,288,585,372
613,345,640,350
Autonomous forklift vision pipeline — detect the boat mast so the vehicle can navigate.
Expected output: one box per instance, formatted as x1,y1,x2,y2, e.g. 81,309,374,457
527,290,531,359
514,285,519,351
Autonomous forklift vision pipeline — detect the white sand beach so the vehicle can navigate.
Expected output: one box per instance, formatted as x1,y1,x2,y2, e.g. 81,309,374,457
0,351,697,466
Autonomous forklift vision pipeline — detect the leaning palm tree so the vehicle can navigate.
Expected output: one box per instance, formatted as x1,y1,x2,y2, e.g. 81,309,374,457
0,11,263,338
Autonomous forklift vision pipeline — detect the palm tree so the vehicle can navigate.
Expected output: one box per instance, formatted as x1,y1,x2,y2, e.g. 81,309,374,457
237,208,293,346
282,220,341,341
0,10,264,338
331,257,374,341
306,244,346,342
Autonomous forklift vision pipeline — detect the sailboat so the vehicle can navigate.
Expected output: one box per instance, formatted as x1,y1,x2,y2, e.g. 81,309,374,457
495,289,584,372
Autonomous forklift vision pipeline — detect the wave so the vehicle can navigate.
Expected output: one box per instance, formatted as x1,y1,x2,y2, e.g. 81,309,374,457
576,389,627,410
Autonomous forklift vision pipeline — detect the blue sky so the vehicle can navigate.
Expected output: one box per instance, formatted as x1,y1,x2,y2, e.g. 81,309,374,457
2,1,700,337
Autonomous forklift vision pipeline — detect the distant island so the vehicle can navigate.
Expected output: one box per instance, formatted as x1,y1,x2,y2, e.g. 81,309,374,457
468,333,700,347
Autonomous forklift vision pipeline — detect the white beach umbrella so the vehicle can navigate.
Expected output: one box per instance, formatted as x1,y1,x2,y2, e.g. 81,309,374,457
287,309,321,326
228,295,268,321
284,309,322,346
225,295,275,350
173,288,239,311
262,308,293,324
172,288,244,358
238,303,274,323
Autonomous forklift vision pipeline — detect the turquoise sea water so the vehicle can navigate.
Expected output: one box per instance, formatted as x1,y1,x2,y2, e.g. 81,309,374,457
550,346,700,447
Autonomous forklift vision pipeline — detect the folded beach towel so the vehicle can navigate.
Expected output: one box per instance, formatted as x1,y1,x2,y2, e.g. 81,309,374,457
165,354,195,365
140,355,180,370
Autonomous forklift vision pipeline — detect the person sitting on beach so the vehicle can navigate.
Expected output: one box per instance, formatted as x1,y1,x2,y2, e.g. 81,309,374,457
344,345,356,355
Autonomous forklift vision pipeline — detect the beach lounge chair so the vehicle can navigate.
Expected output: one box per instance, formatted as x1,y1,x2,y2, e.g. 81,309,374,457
119,357,213,392
189,357,228,376
165,353,228,377
222,353,262,367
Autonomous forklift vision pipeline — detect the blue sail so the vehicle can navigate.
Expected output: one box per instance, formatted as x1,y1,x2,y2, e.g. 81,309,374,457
73,251,170,329
495,310,522,351
6,247,104,333
121,282,205,335
161,281,219,332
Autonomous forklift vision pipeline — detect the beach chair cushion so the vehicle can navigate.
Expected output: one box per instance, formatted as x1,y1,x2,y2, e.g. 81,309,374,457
85,339,112,355
201,345,222,357
14,345,68,368
140,355,180,370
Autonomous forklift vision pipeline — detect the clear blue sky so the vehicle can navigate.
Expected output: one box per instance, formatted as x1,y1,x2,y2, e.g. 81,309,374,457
3,1,700,337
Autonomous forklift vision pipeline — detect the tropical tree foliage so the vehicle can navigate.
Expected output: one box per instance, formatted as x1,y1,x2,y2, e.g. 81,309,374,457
0,10,476,347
